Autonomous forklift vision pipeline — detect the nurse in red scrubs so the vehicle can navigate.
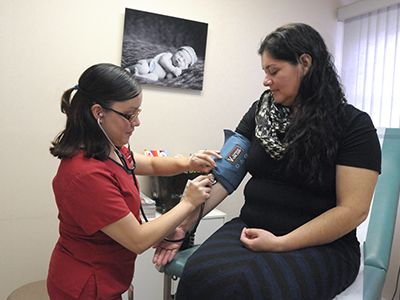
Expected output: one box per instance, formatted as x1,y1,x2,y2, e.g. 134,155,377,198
47,63,220,299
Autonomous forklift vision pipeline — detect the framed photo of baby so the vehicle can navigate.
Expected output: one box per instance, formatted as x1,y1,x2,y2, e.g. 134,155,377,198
121,8,209,91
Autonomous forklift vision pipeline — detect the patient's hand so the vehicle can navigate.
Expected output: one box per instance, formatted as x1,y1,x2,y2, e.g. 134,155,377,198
153,228,185,266
240,227,282,252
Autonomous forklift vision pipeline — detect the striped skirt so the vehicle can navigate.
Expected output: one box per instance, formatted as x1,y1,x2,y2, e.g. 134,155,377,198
176,218,360,300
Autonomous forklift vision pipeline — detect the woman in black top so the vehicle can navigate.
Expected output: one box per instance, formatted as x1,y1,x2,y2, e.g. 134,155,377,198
154,23,381,300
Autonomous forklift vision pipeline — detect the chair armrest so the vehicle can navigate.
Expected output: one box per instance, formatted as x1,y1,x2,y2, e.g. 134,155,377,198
364,128,400,271
363,265,387,300
163,245,200,277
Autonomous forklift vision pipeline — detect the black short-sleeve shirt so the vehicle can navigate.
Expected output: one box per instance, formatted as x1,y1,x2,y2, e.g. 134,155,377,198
236,99,381,237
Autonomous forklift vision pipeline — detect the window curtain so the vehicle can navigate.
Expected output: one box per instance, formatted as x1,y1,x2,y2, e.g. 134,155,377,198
341,4,400,128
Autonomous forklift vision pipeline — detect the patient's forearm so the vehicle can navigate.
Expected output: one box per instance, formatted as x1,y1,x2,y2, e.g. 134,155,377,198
179,183,228,232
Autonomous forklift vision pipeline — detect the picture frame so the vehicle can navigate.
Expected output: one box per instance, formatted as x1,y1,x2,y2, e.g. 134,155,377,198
121,8,208,91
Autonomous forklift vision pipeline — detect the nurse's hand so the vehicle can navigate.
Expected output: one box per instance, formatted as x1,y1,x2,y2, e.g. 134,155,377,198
181,175,212,209
189,149,221,173
153,228,185,266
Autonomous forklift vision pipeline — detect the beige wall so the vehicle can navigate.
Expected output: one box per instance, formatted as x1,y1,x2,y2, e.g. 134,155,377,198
1,0,397,299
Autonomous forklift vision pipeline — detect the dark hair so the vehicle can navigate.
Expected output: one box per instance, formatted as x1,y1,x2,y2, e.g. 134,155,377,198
50,63,142,160
259,23,347,185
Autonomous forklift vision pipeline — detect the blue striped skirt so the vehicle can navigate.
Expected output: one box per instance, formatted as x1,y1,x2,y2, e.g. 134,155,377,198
176,218,360,300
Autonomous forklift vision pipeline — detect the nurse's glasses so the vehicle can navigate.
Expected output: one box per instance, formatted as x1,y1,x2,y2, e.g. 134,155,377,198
103,106,142,123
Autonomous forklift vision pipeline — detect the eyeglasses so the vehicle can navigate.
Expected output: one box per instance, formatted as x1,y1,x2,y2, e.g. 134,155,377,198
103,107,142,123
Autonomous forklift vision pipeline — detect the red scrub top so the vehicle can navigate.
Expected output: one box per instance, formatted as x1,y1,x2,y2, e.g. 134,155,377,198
48,148,141,299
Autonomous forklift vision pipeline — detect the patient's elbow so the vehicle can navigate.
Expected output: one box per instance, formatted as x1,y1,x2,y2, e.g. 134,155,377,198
356,207,370,227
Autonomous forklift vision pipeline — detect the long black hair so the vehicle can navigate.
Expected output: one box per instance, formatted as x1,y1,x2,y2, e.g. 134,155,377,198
259,23,347,185
50,63,142,160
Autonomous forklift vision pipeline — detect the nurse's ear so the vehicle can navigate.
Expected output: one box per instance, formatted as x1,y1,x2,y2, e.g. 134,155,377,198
91,104,104,121
299,54,312,75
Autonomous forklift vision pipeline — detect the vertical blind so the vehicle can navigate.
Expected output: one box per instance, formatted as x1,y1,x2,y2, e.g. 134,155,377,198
341,4,400,128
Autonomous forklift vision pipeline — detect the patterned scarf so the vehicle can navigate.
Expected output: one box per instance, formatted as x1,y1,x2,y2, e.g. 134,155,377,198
255,90,291,160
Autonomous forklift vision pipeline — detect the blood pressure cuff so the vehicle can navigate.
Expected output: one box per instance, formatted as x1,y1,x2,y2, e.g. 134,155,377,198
212,129,250,194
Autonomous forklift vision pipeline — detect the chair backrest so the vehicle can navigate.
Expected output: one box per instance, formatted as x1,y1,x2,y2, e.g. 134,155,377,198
363,128,400,299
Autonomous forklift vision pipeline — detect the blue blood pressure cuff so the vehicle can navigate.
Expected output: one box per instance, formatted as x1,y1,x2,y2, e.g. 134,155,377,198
211,129,250,194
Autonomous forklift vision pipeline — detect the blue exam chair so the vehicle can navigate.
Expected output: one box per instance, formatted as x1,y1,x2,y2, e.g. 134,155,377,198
362,128,400,299
161,128,400,300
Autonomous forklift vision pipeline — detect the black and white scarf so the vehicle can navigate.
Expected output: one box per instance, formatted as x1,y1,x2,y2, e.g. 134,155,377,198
255,90,291,160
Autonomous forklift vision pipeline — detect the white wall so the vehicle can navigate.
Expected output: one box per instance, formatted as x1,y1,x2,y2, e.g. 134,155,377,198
4,0,396,299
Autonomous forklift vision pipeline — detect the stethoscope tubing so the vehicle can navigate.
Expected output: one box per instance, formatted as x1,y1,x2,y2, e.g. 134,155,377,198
97,117,203,243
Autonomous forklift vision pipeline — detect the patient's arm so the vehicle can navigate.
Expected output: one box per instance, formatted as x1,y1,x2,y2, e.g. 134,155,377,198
152,227,186,266
180,182,228,232
152,183,228,266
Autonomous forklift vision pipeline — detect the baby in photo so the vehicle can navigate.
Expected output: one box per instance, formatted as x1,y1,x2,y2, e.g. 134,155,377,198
126,46,197,81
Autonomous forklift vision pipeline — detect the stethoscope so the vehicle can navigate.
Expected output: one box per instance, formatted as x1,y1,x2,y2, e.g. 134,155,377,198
97,116,203,243
97,116,148,222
